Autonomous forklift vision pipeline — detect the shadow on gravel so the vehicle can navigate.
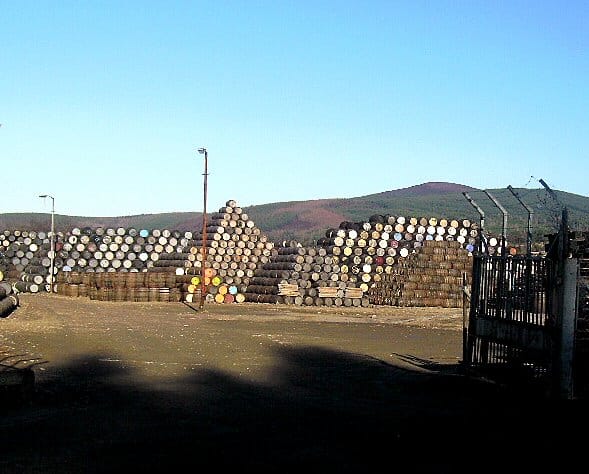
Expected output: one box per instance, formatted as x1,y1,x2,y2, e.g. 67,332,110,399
1,345,587,473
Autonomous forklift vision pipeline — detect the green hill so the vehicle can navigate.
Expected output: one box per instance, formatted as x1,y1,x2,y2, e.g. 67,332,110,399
2,182,587,248
244,184,589,246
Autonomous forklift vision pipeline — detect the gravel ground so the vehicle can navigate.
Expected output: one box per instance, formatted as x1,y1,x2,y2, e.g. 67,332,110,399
0,294,585,473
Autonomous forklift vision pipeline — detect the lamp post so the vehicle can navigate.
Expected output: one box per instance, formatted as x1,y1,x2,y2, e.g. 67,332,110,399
39,194,56,292
197,147,208,309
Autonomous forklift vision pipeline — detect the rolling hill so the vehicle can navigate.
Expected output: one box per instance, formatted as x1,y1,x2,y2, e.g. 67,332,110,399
1,182,588,247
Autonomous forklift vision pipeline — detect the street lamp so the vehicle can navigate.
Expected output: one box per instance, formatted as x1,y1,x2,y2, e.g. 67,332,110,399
197,147,208,309
39,194,56,292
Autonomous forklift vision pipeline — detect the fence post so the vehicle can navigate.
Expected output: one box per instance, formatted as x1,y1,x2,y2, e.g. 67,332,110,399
462,272,471,368
556,258,578,399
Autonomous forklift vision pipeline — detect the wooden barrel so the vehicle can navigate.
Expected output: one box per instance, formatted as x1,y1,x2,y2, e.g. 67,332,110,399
113,287,126,301
135,287,149,302
159,288,170,302
148,287,160,302
234,293,245,303
0,294,19,317
169,287,181,302
124,287,135,301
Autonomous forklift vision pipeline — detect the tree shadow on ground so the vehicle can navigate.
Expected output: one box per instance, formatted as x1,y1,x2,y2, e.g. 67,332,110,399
1,345,587,473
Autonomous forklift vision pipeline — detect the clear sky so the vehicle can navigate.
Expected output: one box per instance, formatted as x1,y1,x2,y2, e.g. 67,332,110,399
1,0,587,217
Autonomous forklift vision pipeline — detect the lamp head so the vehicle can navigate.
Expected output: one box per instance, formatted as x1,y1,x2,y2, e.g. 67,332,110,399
39,194,48,198
197,147,207,155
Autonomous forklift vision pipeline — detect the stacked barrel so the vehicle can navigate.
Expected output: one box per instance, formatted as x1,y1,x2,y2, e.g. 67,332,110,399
319,215,479,256
240,213,476,308
0,199,277,303
243,244,302,304
322,214,475,308
1,205,481,308
55,271,184,302
243,244,370,307
0,230,56,293
367,239,471,307
182,199,276,303
0,227,198,284
57,226,195,274
0,277,18,317
177,269,246,304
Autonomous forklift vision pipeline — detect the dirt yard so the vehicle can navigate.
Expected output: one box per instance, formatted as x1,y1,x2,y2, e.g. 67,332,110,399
0,294,585,473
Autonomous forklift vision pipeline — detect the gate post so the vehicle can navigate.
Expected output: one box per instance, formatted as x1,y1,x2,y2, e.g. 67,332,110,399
555,258,578,399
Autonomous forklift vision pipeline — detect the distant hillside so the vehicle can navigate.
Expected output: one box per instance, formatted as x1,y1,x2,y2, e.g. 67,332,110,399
244,183,589,245
0,212,202,236
372,181,477,198
2,182,588,247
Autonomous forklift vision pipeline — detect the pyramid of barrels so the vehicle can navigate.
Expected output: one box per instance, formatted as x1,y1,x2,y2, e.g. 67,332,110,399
180,199,277,304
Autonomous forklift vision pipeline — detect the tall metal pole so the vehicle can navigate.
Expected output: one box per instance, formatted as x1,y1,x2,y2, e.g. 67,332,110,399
39,194,55,292
539,178,560,205
539,178,564,230
462,192,485,254
483,190,508,256
197,147,208,309
507,185,534,256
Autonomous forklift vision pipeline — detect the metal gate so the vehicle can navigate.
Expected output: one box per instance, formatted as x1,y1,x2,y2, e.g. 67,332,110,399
464,248,580,398
465,255,555,389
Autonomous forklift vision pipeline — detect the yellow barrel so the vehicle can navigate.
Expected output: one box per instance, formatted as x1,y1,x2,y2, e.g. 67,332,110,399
211,275,222,286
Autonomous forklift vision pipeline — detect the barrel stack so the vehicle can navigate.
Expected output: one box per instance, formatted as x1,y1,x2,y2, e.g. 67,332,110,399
58,226,195,274
241,213,476,308
0,227,197,280
0,230,58,292
367,239,471,307
311,214,478,307
182,199,275,304
1,201,486,308
243,243,371,307
0,199,276,303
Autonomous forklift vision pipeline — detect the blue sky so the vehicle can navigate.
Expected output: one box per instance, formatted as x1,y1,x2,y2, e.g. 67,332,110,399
1,0,587,217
